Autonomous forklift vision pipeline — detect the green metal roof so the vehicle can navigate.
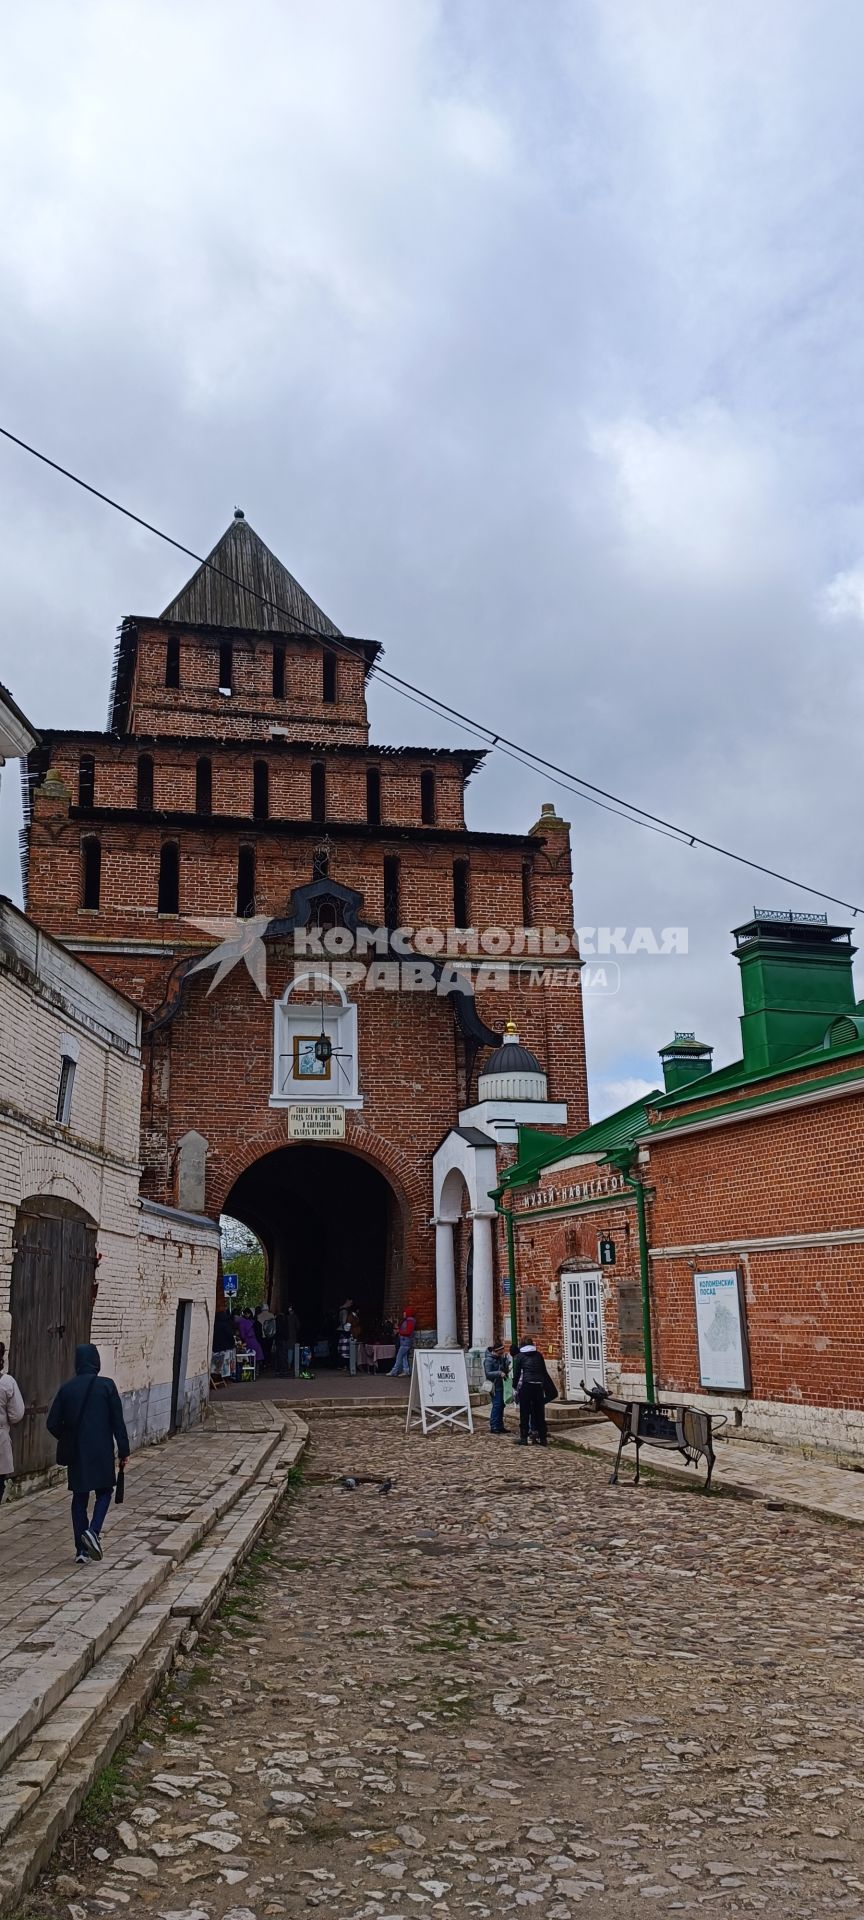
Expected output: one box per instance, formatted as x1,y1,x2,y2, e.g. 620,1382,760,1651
642,1056,864,1139
501,1090,663,1189
638,997,864,1138
649,1017,864,1113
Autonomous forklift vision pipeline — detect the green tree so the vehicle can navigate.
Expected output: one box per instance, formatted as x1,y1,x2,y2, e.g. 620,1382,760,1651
220,1215,267,1314
223,1249,266,1314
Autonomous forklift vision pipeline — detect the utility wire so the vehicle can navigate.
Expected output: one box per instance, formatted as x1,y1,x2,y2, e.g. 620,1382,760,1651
1,420,861,916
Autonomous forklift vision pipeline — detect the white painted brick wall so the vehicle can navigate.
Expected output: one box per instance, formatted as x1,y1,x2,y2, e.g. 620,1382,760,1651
0,904,219,1450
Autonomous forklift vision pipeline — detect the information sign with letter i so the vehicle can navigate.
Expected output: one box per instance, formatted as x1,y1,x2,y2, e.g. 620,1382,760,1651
406,1348,474,1436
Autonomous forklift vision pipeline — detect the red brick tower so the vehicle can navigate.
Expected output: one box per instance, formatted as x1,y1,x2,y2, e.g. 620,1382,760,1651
23,513,588,1341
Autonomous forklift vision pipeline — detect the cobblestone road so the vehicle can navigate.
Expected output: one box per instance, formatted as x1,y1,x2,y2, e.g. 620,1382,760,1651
27,1416,864,1919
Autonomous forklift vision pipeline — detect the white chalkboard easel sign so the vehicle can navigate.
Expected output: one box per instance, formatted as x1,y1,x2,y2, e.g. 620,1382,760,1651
406,1348,474,1436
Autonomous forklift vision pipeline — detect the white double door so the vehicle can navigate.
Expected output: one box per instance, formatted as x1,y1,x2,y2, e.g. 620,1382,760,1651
561,1270,606,1398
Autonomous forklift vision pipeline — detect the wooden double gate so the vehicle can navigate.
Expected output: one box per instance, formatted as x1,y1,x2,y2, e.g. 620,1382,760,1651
8,1197,96,1474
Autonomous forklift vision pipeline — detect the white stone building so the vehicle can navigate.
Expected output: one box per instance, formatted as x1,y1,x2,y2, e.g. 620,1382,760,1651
0,898,219,1469
0,682,219,1475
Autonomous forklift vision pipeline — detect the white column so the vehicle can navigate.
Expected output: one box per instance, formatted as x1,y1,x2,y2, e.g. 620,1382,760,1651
470,1211,495,1351
435,1220,458,1347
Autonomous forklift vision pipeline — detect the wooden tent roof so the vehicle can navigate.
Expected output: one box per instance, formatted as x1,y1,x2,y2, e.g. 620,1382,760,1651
161,511,342,637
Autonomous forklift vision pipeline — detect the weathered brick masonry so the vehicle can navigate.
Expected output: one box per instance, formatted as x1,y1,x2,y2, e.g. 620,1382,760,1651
23,515,588,1338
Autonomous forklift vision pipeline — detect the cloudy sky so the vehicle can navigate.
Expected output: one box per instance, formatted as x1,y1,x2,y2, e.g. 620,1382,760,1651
2,0,863,1115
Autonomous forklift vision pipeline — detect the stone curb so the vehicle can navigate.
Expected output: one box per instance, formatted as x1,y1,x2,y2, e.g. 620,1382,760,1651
0,1619,186,1910
571,1424,864,1525
0,1601,171,1844
0,1428,282,1784
0,1414,308,1914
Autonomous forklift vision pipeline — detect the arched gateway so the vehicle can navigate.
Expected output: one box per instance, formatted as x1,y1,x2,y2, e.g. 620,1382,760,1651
222,1142,404,1337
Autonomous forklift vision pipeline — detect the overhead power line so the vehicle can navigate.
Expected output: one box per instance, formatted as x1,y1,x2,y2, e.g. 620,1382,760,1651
1,420,861,916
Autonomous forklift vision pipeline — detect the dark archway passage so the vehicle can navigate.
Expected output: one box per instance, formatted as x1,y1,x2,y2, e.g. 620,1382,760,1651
222,1145,399,1353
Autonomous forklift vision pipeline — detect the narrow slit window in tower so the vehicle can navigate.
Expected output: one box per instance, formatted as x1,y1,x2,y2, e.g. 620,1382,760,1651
253,759,269,820
236,844,256,916
366,766,381,825
420,769,436,825
78,753,95,808
195,756,212,814
81,837,101,910
273,644,286,699
322,652,337,703
453,857,470,929
165,636,181,688
311,761,326,823
522,858,534,929
383,855,401,930
219,642,233,693
158,841,180,915
137,753,154,811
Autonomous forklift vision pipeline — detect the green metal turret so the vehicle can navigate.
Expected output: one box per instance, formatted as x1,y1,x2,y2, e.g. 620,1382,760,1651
658,1032,714,1094
733,910,857,1073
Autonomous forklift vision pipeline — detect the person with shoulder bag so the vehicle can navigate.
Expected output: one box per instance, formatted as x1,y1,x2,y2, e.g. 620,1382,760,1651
0,1343,25,1504
512,1340,558,1447
46,1344,130,1564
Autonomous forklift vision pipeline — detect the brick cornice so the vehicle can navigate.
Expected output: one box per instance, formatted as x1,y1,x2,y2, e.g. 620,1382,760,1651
65,807,539,850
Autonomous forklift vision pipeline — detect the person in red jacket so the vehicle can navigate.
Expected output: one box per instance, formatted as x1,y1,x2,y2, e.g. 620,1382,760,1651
389,1307,417,1376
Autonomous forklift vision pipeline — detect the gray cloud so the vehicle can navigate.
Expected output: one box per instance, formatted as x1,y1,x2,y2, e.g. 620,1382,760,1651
1,0,863,1114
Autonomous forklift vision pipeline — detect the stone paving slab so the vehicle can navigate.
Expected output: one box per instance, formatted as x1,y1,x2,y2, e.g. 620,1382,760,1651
0,1408,290,1779
0,1618,187,1911
21,1410,864,1920
576,1418,864,1520
0,1604,171,1843
0,1410,309,1912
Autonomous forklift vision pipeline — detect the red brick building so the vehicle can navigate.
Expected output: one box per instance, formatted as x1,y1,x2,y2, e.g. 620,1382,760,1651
502,912,864,1457
23,513,588,1349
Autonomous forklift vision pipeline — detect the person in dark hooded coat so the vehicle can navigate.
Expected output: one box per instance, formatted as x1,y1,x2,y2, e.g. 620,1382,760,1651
512,1341,557,1447
47,1344,130,1564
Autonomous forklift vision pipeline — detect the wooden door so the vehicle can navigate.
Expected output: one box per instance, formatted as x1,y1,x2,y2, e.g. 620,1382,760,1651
9,1199,96,1474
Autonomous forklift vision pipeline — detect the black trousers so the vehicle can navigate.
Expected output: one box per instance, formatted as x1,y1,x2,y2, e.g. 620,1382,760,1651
519,1384,547,1443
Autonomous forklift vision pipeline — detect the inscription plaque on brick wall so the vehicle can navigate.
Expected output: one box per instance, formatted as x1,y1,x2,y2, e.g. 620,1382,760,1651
617,1281,644,1358
522,1286,542,1336
287,1104,346,1140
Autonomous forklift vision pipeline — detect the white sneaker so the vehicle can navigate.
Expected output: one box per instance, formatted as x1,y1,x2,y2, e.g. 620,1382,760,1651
82,1528,103,1561
75,1551,88,1564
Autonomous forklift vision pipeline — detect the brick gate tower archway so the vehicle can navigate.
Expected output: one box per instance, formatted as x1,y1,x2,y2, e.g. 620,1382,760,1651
219,1130,425,1344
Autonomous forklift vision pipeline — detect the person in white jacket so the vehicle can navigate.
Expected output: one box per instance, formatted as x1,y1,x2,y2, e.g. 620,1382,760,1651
0,1343,25,1502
